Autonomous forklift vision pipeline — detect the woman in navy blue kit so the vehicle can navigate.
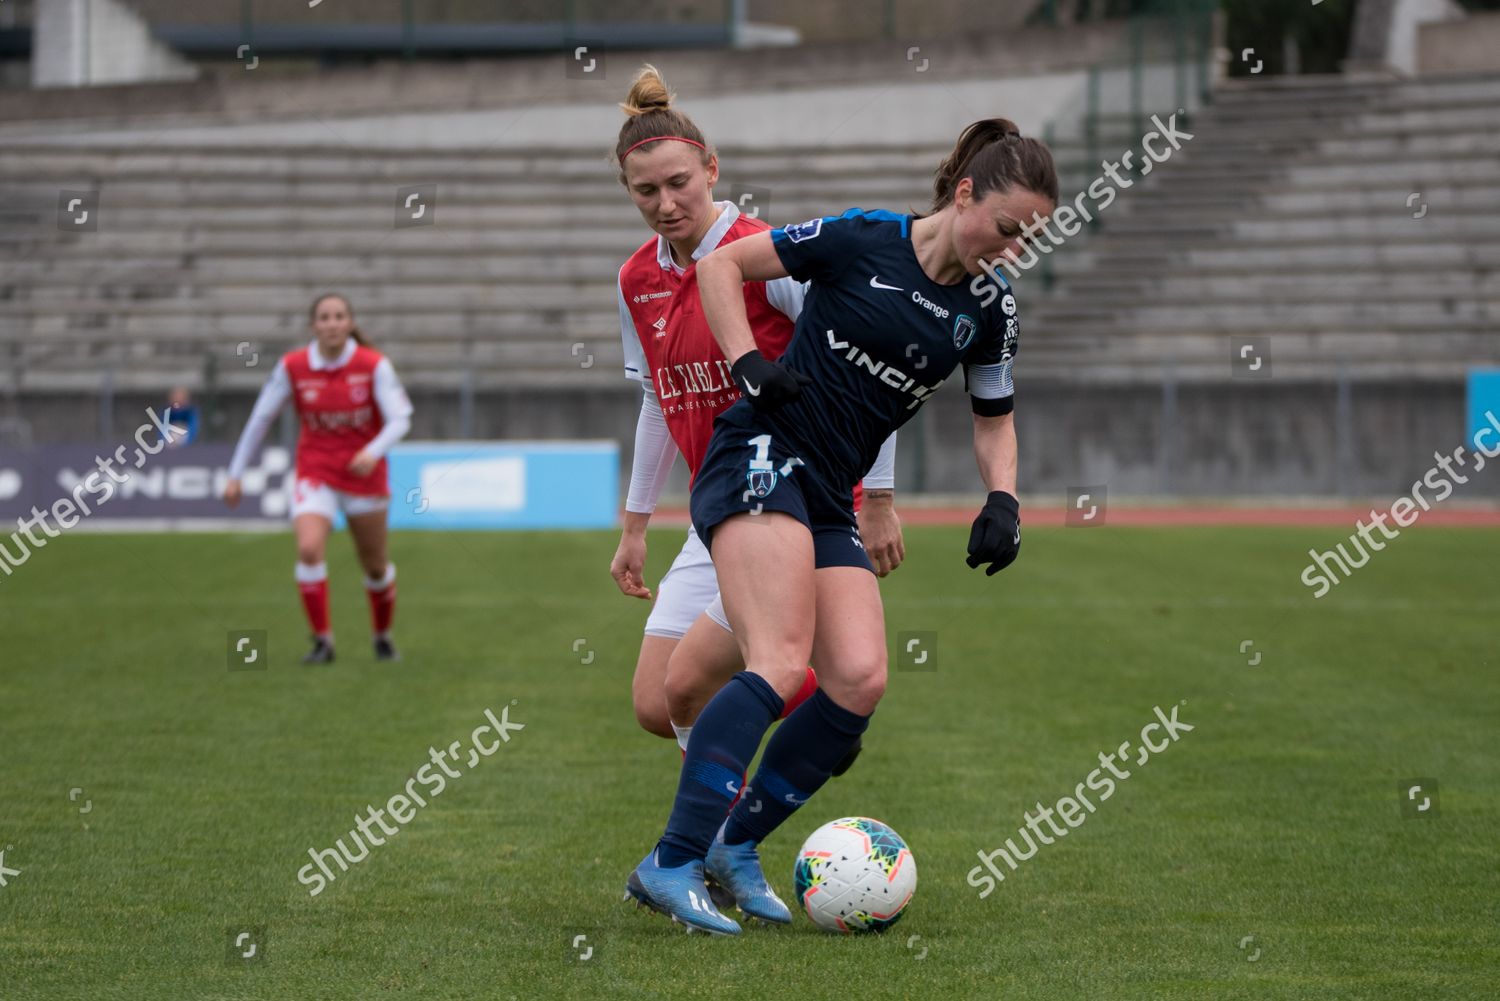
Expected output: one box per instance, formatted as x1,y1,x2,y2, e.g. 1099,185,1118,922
624,118,1058,934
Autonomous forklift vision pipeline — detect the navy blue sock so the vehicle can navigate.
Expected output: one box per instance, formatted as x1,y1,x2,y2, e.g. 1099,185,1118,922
657,672,783,868
723,688,871,846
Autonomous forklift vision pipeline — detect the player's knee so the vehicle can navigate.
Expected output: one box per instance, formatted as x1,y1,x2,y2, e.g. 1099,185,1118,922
632,691,675,739
836,653,887,715
756,658,814,705
663,665,710,726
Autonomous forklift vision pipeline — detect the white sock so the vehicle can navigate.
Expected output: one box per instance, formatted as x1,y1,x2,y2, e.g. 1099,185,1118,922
671,722,692,754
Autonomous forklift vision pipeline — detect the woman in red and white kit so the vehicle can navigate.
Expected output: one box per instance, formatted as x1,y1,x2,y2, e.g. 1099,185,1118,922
608,66,904,756
223,293,413,664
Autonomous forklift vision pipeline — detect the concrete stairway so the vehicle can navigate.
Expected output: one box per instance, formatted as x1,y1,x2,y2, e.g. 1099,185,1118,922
0,124,1150,394
1037,73,1500,383
1,73,1497,398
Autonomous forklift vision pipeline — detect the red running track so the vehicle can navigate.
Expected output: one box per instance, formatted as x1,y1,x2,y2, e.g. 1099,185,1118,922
651,506,1500,527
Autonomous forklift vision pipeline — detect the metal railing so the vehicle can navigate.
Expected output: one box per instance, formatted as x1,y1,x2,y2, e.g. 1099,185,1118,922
1032,0,1218,289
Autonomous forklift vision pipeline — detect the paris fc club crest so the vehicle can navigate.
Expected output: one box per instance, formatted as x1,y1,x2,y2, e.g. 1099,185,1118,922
747,469,778,498
953,314,977,351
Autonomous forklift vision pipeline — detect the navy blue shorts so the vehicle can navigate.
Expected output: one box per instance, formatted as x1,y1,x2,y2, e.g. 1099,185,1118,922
690,414,874,573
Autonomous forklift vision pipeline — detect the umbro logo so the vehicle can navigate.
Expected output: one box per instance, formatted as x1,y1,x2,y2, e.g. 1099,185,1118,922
869,276,903,292
652,317,667,337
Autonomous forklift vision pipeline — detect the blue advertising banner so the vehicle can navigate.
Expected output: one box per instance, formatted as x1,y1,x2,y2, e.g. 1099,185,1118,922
1467,369,1500,442
385,441,618,530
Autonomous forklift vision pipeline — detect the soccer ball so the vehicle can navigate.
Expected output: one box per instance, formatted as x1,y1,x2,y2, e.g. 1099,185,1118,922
792,816,916,933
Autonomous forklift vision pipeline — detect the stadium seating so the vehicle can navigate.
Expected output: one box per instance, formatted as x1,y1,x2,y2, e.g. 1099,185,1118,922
1039,73,1500,382
1,72,1497,401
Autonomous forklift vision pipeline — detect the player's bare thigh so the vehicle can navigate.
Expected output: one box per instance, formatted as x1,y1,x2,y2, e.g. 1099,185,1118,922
710,511,815,701
346,509,390,578
808,566,887,716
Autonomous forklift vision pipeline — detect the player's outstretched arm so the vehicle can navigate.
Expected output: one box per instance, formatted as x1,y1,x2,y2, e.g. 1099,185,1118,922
966,412,1021,576
697,231,790,363
699,233,808,411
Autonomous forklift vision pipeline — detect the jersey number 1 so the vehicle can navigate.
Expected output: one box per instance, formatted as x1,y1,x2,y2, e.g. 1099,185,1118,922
747,434,774,471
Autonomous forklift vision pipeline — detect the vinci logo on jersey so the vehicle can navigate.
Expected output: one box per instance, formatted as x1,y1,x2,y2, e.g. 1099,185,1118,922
824,329,941,410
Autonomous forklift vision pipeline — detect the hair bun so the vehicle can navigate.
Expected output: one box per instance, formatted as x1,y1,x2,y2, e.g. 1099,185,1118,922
621,64,674,117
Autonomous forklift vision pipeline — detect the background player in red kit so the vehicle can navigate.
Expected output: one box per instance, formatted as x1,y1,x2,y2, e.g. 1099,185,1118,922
608,65,904,754
224,293,414,664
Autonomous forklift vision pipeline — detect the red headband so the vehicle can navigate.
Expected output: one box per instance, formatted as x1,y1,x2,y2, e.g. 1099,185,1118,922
623,135,708,159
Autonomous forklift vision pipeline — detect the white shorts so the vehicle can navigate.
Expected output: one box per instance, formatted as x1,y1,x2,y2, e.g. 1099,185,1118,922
644,526,732,639
290,478,389,522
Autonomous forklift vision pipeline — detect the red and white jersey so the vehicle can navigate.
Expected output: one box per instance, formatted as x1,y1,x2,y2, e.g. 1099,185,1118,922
229,338,413,497
618,201,804,481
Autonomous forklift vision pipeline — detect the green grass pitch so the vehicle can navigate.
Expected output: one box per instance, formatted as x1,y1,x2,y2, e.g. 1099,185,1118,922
1,525,1497,999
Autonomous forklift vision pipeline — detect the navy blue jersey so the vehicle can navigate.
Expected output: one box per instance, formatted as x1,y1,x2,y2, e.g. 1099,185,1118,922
718,208,1018,489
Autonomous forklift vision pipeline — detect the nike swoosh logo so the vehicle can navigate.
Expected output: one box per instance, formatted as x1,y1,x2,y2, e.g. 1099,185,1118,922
743,380,761,397
869,276,903,291
726,781,741,795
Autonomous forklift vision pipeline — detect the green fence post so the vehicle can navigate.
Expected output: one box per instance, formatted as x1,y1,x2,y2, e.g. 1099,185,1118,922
1129,13,1144,139
1195,0,1212,105
1085,63,1100,207
1172,0,1187,114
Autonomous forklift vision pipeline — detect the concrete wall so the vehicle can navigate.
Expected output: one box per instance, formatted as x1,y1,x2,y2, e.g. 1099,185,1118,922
96,0,1033,44
1419,12,1500,75
1348,0,1465,75
0,68,1090,149
1386,0,1464,76
14,378,1495,501
0,20,1127,125
32,0,197,88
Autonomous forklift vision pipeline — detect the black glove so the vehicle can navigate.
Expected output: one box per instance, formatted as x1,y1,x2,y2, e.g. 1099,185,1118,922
730,349,811,413
966,491,1021,576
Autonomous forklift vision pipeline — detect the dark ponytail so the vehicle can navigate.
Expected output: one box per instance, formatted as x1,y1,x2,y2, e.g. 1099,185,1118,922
929,118,1058,213
309,292,368,347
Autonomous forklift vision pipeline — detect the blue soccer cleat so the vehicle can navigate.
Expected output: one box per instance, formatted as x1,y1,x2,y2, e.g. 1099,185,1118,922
705,823,792,925
625,847,742,935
